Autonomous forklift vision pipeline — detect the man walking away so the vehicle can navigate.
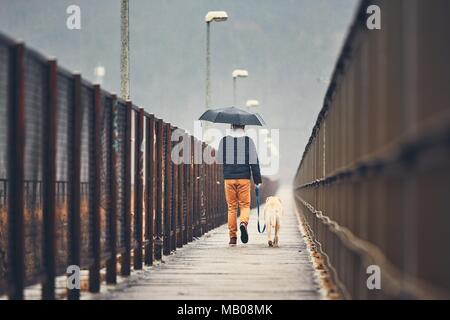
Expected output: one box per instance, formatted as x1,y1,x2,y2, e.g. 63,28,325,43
217,124,262,246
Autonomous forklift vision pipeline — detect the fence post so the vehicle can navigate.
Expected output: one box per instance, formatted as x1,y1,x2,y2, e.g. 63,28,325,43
200,143,206,235
187,135,194,242
144,114,155,265
212,156,217,228
217,163,220,225
219,166,222,224
210,160,214,228
134,108,144,269
182,133,189,245
192,139,197,238
163,123,172,255
203,150,211,233
106,95,118,284
211,160,214,228
7,42,26,300
205,151,209,233
205,144,209,233
209,161,212,228
194,139,201,237
220,165,224,224
121,101,132,276
210,157,214,229
177,133,184,248
42,59,58,299
67,74,82,300
89,85,102,292
171,127,178,251
216,160,220,227
154,119,163,260
199,142,201,233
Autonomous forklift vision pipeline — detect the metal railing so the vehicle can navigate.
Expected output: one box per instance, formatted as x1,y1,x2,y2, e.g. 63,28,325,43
0,32,228,299
294,0,450,299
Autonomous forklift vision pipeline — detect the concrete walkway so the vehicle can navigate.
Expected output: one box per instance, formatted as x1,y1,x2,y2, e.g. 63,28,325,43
97,187,321,300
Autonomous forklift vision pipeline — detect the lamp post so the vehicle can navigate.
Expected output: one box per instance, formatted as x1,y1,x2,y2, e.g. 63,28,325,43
205,11,228,110
120,0,130,100
232,69,249,107
204,11,228,143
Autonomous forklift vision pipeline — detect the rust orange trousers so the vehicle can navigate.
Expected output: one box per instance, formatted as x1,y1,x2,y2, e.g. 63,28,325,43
224,179,251,238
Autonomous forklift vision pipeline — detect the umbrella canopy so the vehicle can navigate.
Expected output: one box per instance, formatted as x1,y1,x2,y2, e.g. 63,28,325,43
199,106,265,126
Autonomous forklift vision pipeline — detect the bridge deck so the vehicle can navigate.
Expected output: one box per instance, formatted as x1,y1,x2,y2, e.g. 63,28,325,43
95,188,321,300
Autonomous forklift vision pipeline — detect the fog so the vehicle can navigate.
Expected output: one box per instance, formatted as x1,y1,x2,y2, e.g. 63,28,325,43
0,0,359,183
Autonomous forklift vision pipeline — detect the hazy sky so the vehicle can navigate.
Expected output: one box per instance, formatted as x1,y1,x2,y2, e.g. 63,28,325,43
0,0,359,183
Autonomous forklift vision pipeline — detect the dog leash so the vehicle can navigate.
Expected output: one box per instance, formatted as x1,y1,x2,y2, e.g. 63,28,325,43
256,185,266,233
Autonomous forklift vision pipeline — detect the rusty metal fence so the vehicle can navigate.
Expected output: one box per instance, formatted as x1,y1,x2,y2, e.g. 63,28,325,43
0,32,227,300
294,0,450,299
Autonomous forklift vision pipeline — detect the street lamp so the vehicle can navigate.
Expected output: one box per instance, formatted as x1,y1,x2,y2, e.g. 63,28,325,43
232,69,249,107
205,11,228,23
246,99,259,112
204,11,228,143
205,11,228,110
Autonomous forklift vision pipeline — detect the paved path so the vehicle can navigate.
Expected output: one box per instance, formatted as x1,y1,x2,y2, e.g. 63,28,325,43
97,187,321,300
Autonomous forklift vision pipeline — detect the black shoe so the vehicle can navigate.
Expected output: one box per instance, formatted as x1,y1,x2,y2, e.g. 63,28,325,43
240,223,248,244
229,237,237,246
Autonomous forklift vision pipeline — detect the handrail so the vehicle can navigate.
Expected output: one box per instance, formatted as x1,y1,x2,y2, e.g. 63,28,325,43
294,0,450,299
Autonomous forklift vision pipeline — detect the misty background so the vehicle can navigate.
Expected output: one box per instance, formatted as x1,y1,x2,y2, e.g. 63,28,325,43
0,0,359,184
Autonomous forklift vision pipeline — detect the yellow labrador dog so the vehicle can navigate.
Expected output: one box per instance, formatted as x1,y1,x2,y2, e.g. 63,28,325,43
264,196,283,247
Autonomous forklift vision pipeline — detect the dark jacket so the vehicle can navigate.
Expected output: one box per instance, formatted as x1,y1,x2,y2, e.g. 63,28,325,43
217,135,262,185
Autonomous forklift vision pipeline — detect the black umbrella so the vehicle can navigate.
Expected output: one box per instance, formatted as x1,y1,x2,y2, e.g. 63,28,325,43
199,106,265,126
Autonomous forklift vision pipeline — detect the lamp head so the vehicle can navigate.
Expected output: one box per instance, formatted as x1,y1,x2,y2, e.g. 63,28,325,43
205,11,228,23
94,65,106,77
232,69,249,78
246,100,259,108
